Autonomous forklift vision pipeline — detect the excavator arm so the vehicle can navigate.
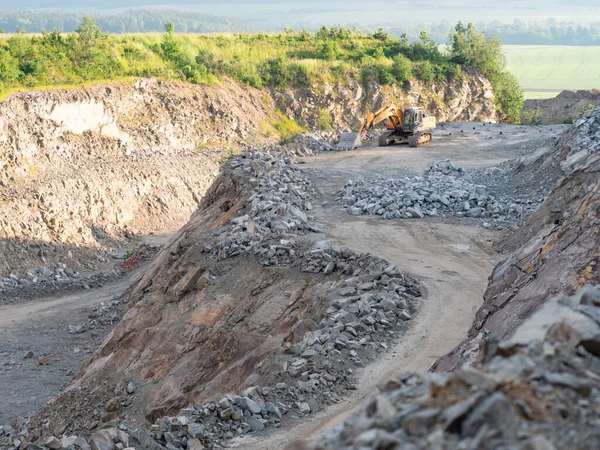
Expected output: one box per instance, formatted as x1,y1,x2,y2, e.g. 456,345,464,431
357,105,403,138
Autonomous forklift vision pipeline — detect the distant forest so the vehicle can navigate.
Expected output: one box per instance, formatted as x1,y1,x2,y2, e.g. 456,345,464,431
0,10,252,34
0,10,599,46
397,20,600,46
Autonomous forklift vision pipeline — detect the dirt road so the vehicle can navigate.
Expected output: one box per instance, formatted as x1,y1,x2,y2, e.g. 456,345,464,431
0,234,173,423
238,215,500,449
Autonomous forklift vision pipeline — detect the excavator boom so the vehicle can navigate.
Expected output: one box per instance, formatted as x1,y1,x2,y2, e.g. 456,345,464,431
357,106,403,138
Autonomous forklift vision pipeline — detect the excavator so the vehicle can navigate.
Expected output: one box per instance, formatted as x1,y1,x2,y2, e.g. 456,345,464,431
337,105,436,150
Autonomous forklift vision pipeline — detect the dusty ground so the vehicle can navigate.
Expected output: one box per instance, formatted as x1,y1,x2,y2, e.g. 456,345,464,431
0,234,171,424
0,122,559,441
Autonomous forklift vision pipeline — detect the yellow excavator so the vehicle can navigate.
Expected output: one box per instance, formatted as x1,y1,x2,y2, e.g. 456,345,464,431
338,105,436,150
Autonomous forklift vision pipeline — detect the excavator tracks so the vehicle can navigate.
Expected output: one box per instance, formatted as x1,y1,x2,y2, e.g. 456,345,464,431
408,132,432,147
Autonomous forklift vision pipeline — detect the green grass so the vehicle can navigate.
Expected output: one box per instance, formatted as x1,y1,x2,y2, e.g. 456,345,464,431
0,26,464,100
521,90,562,100
504,45,600,97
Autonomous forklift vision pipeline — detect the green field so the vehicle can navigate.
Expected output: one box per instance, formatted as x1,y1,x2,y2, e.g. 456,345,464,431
504,45,600,99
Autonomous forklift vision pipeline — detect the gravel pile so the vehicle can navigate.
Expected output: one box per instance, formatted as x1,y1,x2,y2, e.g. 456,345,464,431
315,285,600,450
0,244,158,304
337,160,543,226
272,132,336,157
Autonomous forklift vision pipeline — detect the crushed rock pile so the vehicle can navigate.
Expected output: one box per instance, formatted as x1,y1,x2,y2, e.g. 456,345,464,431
3,150,421,450
314,285,600,450
271,132,337,157
0,244,158,305
337,160,541,226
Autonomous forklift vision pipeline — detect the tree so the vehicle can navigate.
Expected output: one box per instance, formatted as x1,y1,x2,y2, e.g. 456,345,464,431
76,15,101,48
161,21,181,61
449,22,503,75
449,22,524,123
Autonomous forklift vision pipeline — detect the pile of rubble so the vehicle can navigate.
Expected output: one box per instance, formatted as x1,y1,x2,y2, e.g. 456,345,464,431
137,151,422,448
337,160,542,226
272,133,335,157
315,285,600,450
0,244,157,304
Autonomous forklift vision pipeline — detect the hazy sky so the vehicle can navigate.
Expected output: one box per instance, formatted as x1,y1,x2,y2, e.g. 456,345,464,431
0,0,598,26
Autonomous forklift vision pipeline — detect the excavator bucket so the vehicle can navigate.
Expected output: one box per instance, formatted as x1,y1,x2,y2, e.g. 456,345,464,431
337,132,362,150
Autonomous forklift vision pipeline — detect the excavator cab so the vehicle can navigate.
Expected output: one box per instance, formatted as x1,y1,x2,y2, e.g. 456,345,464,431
402,107,424,133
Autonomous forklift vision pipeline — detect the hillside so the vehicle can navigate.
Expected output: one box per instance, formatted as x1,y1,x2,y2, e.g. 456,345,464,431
0,22,522,122
522,89,600,124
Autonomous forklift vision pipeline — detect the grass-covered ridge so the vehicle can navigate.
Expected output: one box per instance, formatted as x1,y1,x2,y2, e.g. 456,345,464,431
0,19,523,122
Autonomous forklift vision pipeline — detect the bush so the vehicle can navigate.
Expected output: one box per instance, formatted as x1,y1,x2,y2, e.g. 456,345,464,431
523,108,542,125
377,66,394,85
316,40,340,61
489,70,524,124
316,108,333,130
415,61,435,84
391,54,412,84
272,110,304,144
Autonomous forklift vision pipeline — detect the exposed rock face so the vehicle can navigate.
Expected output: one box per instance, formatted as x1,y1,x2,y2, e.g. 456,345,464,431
522,88,600,125
314,286,600,450
433,108,600,371
274,69,497,130
0,79,274,277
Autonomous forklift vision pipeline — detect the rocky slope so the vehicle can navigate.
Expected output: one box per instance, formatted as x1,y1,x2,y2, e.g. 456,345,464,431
433,107,600,371
17,150,422,449
0,79,274,286
314,285,600,450
522,89,600,125
275,68,496,130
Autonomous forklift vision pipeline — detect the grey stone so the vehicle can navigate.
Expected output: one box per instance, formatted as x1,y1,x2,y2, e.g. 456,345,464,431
44,437,61,450
324,261,336,275
461,392,518,437
187,423,205,439
89,431,114,450
246,416,265,432
187,439,206,450
458,367,500,391
402,408,440,436
239,397,262,414
297,402,311,414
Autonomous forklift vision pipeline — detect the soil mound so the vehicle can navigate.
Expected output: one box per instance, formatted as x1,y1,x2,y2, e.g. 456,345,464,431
522,88,600,125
